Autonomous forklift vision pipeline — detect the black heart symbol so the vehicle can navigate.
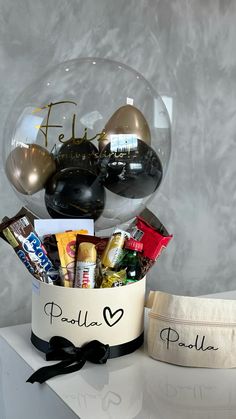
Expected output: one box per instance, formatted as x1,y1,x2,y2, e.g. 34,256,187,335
103,306,124,327
102,391,121,411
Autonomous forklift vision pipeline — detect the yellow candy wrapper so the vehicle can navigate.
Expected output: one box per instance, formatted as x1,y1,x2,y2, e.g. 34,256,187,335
56,230,88,287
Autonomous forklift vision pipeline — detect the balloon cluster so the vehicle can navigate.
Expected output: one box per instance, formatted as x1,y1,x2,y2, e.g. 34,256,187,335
5,104,163,221
3,58,171,229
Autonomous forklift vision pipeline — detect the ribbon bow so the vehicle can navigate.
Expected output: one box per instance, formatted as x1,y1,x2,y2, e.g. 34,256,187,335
27,336,110,384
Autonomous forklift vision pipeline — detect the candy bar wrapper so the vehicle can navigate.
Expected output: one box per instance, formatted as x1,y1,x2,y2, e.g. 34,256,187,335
13,206,38,225
0,207,38,243
1,215,58,283
100,269,127,288
75,234,108,258
128,208,173,277
75,234,108,287
43,230,89,277
55,230,88,287
74,242,97,288
42,234,61,270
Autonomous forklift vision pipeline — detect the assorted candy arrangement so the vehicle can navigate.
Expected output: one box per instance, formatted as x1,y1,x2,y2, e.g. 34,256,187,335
0,59,174,384
0,208,172,289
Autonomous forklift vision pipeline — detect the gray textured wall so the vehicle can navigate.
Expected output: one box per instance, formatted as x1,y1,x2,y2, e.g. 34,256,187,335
1,0,236,327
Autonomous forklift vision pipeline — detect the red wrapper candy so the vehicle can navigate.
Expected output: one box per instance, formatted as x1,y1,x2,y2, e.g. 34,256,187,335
127,208,173,277
134,217,172,260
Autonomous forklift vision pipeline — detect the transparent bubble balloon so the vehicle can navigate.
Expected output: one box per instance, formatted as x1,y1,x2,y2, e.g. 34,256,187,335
2,57,171,231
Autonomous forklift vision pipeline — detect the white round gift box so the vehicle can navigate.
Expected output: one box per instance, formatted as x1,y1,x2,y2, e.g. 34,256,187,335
31,277,146,358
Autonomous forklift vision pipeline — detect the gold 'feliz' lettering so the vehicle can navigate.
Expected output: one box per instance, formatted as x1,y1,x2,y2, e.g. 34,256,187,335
33,100,106,148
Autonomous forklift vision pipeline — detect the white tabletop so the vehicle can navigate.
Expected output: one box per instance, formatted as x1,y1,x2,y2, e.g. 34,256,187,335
1,291,236,419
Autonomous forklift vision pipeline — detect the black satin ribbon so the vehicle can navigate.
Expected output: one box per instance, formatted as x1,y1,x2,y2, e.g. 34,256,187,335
31,330,144,358
27,336,110,384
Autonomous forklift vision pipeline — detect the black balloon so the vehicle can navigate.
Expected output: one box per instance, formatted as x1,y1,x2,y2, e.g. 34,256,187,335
99,139,163,199
56,141,99,173
45,168,105,220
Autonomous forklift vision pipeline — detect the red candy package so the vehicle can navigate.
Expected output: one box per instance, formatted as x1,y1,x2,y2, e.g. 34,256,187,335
134,217,172,260
127,208,173,277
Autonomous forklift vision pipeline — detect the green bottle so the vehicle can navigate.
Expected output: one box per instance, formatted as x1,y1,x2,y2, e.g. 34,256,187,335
120,238,143,283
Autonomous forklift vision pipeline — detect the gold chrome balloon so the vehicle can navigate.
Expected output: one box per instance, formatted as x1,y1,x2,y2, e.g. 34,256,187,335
99,104,151,151
5,144,56,195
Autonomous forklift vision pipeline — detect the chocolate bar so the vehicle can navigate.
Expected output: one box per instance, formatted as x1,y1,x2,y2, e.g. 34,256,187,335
2,216,58,283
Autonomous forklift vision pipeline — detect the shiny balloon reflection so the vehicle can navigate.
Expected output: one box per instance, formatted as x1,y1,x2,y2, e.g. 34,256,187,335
45,168,105,220
99,138,163,199
56,140,99,173
99,104,151,151
5,144,56,195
